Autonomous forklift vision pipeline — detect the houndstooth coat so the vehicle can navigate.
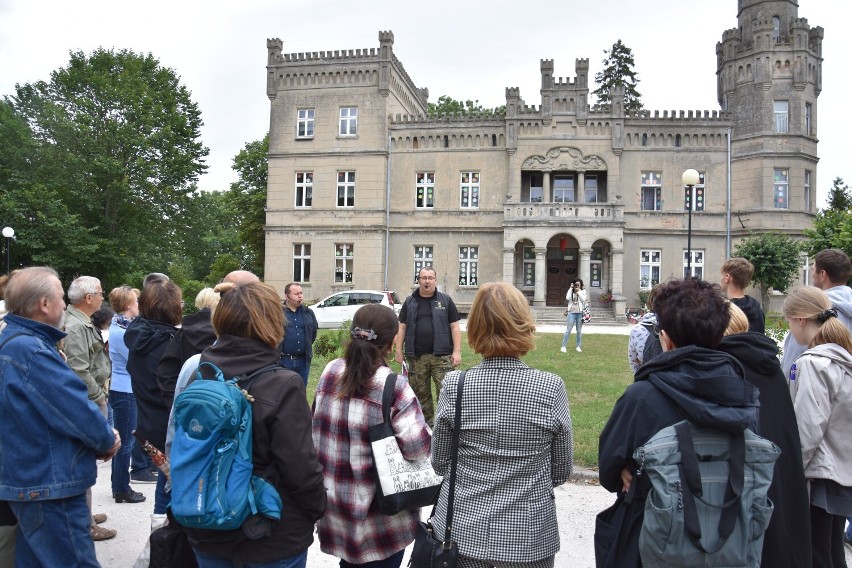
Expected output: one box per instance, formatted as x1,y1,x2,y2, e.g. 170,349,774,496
430,357,573,563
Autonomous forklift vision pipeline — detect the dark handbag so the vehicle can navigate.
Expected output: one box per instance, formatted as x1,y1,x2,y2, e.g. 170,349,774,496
409,372,465,568
369,373,442,515
149,510,198,568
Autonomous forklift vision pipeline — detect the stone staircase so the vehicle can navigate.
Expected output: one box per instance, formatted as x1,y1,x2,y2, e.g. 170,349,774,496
531,304,624,326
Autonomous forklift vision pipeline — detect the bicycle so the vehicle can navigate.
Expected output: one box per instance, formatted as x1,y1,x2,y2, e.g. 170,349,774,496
625,306,649,324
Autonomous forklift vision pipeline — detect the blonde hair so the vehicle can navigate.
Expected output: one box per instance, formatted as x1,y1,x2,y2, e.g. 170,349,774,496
467,282,536,358
195,287,220,311
724,301,749,336
109,285,138,313
782,286,852,353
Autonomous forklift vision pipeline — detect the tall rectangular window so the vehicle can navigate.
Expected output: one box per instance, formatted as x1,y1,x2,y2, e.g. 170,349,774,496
641,172,663,211
529,174,543,203
334,243,354,283
774,168,789,209
585,175,599,203
337,171,355,207
805,103,812,136
459,246,478,286
804,170,812,211
339,107,357,136
640,249,661,289
553,175,575,203
774,101,789,133
522,246,535,286
413,246,434,283
295,172,313,207
297,109,314,138
293,244,311,282
683,250,704,279
416,172,435,208
684,172,706,212
460,172,480,208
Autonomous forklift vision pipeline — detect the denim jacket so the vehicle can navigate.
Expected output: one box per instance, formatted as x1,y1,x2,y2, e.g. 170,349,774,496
0,314,115,501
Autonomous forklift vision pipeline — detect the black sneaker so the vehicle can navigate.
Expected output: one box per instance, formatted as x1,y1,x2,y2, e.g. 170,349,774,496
130,470,158,483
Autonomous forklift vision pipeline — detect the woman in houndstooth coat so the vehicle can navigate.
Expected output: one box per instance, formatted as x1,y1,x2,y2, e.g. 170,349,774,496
431,282,574,568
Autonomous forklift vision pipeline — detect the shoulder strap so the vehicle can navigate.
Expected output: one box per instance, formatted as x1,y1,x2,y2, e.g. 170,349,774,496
443,370,465,545
381,372,397,424
237,363,284,394
0,333,26,352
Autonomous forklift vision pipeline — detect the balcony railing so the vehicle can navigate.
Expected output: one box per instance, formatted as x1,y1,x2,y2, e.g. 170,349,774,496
504,201,624,222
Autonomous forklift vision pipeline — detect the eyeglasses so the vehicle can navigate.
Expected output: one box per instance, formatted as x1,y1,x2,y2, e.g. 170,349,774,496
653,324,662,336
419,276,436,281
87,292,104,299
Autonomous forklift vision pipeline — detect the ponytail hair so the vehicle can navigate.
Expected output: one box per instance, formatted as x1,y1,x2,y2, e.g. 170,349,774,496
782,286,852,353
339,304,399,397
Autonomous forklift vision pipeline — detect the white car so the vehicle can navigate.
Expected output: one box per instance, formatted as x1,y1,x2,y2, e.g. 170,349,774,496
309,290,402,329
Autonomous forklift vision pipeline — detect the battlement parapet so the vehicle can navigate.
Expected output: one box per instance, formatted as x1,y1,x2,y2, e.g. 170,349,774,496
540,59,554,71
792,17,810,29
575,58,589,70
552,77,581,87
275,47,379,64
721,28,741,43
506,87,521,99
388,112,504,125
624,109,732,121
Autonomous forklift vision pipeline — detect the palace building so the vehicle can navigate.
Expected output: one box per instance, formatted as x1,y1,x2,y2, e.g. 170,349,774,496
263,0,822,316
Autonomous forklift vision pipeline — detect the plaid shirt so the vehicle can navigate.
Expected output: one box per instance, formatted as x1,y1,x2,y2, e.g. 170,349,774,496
312,358,432,563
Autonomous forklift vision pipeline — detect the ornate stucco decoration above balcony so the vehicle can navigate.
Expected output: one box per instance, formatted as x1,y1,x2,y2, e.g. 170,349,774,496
521,147,607,172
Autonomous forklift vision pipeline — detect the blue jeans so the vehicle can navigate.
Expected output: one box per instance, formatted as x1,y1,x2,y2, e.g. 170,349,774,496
9,493,100,567
110,390,136,494
562,312,583,348
281,356,309,386
340,549,404,568
195,548,308,568
154,463,170,514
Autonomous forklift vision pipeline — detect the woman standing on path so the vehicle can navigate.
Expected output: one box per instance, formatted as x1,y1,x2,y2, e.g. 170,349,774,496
784,286,852,568
562,279,587,352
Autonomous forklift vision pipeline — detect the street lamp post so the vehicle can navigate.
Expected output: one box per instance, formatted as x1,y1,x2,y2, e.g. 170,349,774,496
682,169,700,276
2,227,14,274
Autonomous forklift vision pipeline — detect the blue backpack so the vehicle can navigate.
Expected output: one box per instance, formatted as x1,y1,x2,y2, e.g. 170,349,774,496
169,362,283,532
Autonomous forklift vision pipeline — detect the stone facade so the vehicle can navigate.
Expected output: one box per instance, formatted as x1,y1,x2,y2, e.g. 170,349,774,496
264,0,822,316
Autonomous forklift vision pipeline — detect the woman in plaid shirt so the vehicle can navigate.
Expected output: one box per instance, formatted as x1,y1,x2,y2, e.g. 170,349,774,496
312,304,432,567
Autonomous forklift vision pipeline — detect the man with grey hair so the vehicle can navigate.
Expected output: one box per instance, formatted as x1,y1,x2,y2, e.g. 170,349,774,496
0,267,119,566
64,275,124,540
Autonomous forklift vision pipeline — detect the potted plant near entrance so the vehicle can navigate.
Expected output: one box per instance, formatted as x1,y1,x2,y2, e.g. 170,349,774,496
598,291,613,306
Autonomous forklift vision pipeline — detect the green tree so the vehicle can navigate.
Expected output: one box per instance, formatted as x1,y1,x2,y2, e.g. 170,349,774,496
592,39,643,112
803,177,852,263
734,232,802,310
427,95,505,117
206,253,241,283
225,134,268,276
4,48,208,285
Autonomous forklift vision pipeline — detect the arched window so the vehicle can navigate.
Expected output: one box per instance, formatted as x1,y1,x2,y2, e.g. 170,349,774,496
772,16,781,43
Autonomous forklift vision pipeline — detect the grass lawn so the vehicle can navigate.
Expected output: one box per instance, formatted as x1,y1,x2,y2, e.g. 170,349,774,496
306,330,633,469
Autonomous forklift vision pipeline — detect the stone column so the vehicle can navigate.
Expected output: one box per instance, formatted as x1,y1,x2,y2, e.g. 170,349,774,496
611,249,625,297
577,171,585,204
579,248,592,287
543,172,551,202
534,247,547,306
502,247,516,284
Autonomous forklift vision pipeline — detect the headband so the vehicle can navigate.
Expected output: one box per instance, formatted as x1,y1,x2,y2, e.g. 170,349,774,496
351,327,377,341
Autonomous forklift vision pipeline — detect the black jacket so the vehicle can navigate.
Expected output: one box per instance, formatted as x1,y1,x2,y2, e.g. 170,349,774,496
125,317,177,452
717,333,812,568
596,346,760,568
730,295,765,334
187,334,326,563
156,308,217,409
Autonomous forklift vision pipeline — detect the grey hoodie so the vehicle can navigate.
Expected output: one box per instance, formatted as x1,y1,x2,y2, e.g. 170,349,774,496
781,285,852,377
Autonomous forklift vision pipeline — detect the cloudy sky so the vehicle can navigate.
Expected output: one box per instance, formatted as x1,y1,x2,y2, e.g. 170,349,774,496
0,0,847,205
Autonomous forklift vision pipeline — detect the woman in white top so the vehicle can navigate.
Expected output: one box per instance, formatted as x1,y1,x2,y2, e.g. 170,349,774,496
561,279,587,353
783,285,852,568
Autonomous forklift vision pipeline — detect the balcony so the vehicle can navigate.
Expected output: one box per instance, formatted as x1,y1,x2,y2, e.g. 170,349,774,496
503,201,625,224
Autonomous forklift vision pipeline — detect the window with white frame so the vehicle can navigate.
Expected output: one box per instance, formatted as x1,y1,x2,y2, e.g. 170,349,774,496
416,172,435,208
337,171,355,207
641,172,663,211
293,244,311,282
413,246,434,283
585,175,599,203
295,172,313,207
553,175,575,203
297,109,314,138
460,172,480,208
334,243,354,283
774,101,789,133
459,246,478,286
522,246,535,286
684,172,706,212
773,168,788,209
801,253,810,286
640,249,661,289
339,107,357,136
683,249,704,279
805,103,812,136
804,170,812,211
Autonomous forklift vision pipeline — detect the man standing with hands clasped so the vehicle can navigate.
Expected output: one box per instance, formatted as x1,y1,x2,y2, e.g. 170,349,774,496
394,266,461,425
0,267,120,567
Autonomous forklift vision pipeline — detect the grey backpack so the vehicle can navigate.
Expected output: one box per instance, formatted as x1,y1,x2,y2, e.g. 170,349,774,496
633,420,780,568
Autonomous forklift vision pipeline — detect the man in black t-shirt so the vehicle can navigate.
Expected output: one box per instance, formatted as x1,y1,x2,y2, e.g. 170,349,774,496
720,257,765,334
394,267,461,424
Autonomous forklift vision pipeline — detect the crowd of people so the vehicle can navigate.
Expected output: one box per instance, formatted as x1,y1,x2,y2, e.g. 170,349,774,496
0,251,849,567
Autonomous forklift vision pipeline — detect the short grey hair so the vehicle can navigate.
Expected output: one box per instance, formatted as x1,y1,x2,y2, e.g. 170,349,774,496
67,276,101,304
5,267,60,318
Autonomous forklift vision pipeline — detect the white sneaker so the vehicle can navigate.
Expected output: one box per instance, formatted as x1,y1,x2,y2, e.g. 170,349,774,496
560,347,567,353
576,346,582,353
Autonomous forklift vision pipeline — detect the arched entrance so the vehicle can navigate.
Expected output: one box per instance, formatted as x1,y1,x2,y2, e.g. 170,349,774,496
546,234,579,306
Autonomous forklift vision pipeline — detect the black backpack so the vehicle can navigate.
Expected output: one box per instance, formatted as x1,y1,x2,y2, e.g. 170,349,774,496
641,321,663,367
